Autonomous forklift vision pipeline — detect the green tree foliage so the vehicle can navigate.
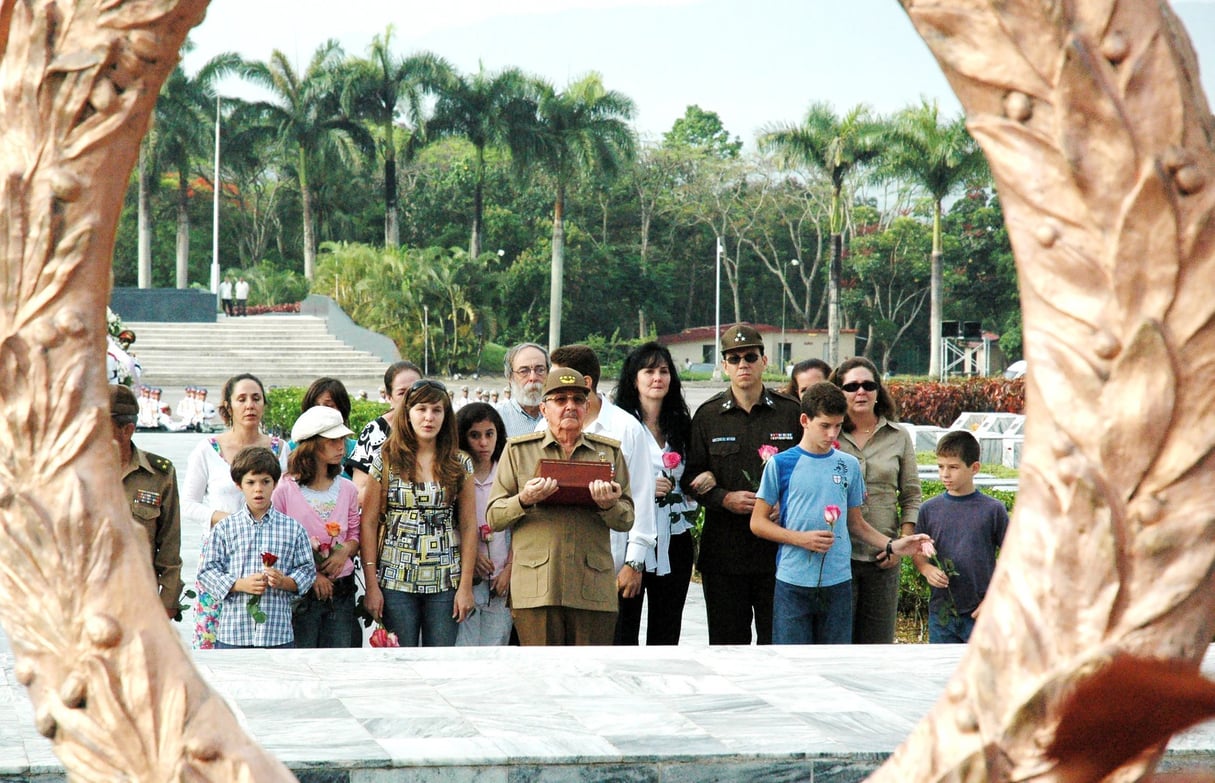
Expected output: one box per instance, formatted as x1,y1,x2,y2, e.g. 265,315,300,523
662,104,742,159
117,39,1023,379
760,103,887,365
883,100,989,376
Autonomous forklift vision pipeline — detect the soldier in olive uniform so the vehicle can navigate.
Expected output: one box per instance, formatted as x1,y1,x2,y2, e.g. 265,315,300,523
110,384,184,618
487,370,634,646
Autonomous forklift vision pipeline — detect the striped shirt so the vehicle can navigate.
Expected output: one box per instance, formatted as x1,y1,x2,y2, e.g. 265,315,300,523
198,505,317,647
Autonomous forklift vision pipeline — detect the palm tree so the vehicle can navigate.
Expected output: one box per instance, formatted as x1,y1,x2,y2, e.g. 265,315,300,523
760,103,885,365
523,72,636,349
342,28,449,247
150,52,240,289
429,64,537,259
239,41,372,279
885,100,988,377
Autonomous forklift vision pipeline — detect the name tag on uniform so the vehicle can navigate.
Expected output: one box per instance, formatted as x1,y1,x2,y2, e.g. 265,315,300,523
134,490,161,507
770,432,796,441
711,436,736,444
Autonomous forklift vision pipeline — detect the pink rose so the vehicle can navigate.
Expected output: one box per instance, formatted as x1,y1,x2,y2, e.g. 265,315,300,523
369,626,400,648
479,523,493,543
662,451,682,470
823,505,841,526
758,445,779,462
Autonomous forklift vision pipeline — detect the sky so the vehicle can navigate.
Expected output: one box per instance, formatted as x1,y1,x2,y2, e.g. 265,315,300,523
184,0,1215,149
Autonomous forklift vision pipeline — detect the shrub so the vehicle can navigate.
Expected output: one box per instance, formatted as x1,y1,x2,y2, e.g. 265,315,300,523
897,479,1017,637
888,377,1024,427
264,386,390,438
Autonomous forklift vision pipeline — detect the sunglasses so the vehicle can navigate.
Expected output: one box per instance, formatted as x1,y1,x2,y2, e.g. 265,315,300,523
407,379,448,400
841,380,879,393
724,352,762,365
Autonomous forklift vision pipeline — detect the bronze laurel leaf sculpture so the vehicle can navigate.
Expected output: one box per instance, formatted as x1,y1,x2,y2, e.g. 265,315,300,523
872,1,1215,781
0,1,293,780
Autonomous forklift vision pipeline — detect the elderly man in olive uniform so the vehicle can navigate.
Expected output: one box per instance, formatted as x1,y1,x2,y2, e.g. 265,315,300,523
683,323,802,645
487,370,634,646
110,384,184,618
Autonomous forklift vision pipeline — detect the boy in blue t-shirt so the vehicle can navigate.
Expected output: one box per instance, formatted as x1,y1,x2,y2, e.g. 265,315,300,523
750,383,931,644
913,430,1009,643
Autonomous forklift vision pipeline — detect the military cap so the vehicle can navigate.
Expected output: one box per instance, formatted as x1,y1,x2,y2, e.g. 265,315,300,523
542,369,589,398
720,323,765,353
110,384,139,417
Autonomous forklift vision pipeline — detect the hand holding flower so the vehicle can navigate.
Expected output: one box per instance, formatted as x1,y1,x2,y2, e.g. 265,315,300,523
802,529,835,553
369,624,400,648
654,473,675,499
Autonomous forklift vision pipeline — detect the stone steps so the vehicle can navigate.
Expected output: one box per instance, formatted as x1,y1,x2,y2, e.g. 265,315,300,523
123,315,392,392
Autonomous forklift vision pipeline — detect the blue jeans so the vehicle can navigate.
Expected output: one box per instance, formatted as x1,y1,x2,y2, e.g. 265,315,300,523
929,609,976,643
215,641,294,649
773,579,853,644
292,580,356,648
381,587,458,647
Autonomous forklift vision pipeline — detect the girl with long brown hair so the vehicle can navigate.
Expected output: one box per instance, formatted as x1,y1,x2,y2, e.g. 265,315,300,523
359,380,476,646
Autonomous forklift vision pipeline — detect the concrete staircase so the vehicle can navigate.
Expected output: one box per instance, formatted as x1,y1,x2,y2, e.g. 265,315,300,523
124,315,393,393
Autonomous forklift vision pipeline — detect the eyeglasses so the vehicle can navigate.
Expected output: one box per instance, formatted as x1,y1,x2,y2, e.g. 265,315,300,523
724,352,761,365
544,392,588,406
512,365,548,378
841,380,879,393
406,379,448,401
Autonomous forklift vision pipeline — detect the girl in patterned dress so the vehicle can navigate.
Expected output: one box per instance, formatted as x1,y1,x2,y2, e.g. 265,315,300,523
359,380,477,646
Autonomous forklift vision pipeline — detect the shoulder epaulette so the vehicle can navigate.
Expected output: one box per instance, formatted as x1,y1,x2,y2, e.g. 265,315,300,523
584,432,622,449
146,453,173,474
508,431,545,443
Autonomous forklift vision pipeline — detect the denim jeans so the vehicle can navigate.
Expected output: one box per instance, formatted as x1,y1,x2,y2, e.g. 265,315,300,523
381,587,458,647
773,579,853,644
292,580,356,649
214,641,294,649
929,609,976,643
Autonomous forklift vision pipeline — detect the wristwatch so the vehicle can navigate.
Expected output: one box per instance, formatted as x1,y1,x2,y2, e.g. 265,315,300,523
885,539,895,559
625,560,645,573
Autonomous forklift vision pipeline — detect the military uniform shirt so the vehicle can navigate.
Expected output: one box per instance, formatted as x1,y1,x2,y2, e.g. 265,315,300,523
683,387,801,575
122,444,184,612
487,429,634,613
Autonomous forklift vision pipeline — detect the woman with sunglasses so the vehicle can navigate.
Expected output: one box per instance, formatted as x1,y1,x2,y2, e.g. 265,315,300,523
359,379,477,646
829,357,922,644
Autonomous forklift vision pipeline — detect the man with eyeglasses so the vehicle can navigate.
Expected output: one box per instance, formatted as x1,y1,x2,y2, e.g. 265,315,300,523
684,323,801,645
498,342,550,437
487,370,634,645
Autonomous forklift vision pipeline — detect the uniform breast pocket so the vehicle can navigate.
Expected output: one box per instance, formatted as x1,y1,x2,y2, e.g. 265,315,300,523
129,504,157,545
581,550,613,600
708,441,739,459
514,549,551,597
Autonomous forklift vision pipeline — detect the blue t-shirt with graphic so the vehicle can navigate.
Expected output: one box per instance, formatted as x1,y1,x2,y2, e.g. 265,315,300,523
757,446,866,588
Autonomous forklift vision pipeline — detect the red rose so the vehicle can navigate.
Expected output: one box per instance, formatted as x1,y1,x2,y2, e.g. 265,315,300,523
261,552,278,567
661,451,682,471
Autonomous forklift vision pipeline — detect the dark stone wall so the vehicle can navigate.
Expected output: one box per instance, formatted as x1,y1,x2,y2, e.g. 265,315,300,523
110,288,216,323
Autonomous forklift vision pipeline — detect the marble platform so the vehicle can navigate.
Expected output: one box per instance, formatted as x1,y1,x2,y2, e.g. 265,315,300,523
4,644,1215,782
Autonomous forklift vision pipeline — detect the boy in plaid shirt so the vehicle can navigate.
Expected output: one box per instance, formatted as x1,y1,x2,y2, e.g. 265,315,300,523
198,446,316,648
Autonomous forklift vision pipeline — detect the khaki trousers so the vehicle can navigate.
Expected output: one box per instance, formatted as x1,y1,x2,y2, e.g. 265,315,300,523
512,606,616,646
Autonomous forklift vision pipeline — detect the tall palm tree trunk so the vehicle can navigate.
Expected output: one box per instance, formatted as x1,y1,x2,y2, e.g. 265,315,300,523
137,145,152,289
384,153,399,247
828,232,842,366
470,146,485,259
548,185,565,350
175,173,190,289
299,150,316,279
927,199,944,378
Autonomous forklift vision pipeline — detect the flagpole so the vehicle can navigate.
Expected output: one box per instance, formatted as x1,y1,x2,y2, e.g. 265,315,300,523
210,95,221,295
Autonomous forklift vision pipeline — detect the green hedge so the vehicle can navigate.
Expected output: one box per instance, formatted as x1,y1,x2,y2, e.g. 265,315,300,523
264,387,390,439
897,479,1016,641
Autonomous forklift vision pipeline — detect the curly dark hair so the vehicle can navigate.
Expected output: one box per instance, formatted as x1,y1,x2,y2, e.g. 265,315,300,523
614,342,692,458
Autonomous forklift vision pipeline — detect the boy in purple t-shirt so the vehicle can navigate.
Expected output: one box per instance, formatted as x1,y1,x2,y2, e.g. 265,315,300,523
913,430,1009,643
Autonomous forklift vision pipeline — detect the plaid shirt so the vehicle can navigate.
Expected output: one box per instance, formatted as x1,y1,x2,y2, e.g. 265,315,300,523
198,505,316,647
